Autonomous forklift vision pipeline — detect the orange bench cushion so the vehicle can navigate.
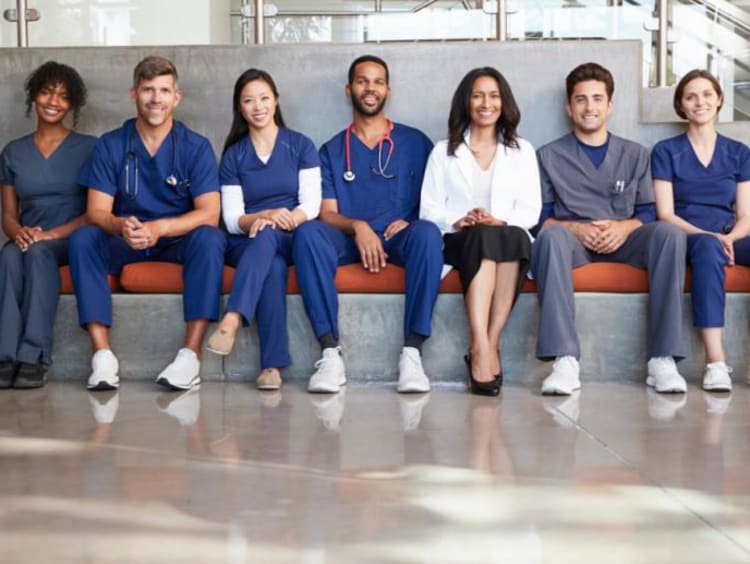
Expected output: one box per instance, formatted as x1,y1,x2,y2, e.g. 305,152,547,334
59,266,120,294
62,262,750,294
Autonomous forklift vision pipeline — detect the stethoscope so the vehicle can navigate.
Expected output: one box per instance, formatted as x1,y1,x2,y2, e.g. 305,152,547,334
343,119,395,182
124,125,189,199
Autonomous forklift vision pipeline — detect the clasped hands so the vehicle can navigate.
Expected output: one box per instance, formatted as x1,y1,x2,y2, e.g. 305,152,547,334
354,219,409,273
123,216,162,250
14,225,56,251
573,220,630,254
453,207,506,230
248,208,297,238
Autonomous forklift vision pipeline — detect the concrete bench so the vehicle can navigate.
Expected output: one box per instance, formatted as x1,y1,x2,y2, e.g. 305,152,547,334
50,263,750,386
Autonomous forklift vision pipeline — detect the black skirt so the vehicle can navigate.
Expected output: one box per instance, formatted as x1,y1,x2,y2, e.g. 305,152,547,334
443,224,531,297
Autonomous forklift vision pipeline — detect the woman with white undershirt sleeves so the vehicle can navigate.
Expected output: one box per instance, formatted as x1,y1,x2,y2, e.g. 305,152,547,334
206,68,321,390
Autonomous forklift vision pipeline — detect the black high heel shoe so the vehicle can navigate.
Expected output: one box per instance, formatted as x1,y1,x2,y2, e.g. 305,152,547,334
464,354,500,397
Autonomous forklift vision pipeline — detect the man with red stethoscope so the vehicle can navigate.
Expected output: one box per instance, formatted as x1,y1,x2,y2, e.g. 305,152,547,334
292,54,443,394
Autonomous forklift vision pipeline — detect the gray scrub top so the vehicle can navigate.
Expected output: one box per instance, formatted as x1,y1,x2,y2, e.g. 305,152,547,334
537,132,654,221
0,131,97,231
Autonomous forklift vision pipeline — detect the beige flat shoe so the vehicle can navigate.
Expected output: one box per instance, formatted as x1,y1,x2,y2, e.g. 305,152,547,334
206,328,236,355
256,368,282,390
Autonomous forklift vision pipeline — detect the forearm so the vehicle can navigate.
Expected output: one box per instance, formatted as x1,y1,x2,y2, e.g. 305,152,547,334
728,216,750,242
291,207,308,227
45,214,90,240
152,206,219,239
89,209,125,236
2,213,23,240
320,209,367,236
658,212,705,236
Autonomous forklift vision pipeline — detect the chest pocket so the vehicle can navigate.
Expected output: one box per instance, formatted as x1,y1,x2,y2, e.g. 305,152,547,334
610,180,637,218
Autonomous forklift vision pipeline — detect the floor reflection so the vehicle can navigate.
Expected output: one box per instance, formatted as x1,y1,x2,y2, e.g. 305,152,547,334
0,382,749,563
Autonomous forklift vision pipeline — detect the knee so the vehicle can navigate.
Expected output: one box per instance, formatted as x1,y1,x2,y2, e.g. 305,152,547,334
292,221,326,256
651,221,686,250
0,243,22,272
689,234,725,265
408,219,442,248
533,224,569,256
188,225,226,255
22,241,56,266
69,225,104,254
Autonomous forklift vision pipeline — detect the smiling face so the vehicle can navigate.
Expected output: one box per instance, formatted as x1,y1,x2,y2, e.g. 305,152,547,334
469,75,501,130
34,82,71,125
679,77,722,126
130,74,181,130
238,78,278,131
566,79,612,138
346,60,390,118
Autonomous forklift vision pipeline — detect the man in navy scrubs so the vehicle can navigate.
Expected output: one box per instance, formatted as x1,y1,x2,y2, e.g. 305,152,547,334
69,55,225,391
293,55,442,394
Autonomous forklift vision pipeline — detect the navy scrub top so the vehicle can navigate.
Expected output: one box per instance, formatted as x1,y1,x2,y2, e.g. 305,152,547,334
319,122,433,234
651,133,750,233
80,118,219,221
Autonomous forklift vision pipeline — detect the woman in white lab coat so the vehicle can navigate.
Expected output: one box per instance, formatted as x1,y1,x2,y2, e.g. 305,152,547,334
420,67,541,396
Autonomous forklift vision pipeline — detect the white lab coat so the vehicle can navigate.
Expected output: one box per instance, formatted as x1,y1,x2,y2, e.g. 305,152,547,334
419,131,542,238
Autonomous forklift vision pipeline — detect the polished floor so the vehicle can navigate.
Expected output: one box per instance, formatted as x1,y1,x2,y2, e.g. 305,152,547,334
1,380,750,563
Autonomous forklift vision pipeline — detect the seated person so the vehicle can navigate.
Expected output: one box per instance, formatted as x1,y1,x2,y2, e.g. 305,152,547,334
69,55,225,391
652,69,750,392
420,66,541,396
292,55,443,394
531,62,687,396
0,61,96,388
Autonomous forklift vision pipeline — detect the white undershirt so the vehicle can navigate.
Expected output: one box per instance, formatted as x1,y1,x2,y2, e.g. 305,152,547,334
470,158,495,209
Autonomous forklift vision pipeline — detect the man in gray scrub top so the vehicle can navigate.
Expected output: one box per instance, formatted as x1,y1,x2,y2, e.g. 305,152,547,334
531,62,687,396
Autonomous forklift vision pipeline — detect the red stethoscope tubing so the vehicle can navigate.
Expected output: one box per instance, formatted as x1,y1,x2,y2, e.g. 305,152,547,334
343,119,395,182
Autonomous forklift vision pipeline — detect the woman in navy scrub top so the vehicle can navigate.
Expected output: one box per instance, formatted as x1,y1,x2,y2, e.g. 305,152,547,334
0,61,96,388
206,69,321,390
652,69,750,392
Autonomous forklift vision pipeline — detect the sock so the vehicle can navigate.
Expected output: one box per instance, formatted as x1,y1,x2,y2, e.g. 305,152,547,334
404,333,425,354
319,333,338,350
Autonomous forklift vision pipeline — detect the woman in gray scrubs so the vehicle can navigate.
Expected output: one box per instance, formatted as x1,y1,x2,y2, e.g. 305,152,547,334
0,61,96,388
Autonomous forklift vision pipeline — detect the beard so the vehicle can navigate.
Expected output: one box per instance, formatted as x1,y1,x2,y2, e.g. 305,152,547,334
351,93,387,117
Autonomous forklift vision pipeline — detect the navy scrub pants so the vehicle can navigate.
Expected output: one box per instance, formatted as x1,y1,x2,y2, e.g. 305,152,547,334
69,224,226,327
0,239,68,366
292,219,443,341
687,233,750,327
225,229,292,369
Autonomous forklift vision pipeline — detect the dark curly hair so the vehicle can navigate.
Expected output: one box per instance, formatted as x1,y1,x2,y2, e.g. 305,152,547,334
24,61,87,126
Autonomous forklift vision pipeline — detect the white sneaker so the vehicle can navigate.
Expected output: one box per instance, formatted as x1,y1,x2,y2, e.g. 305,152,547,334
703,362,732,392
397,347,431,393
646,357,687,393
156,348,201,390
308,347,346,393
88,349,120,391
310,388,346,430
88,391,120,424
157,388,200,426
399,393,430,431
541,356,581,396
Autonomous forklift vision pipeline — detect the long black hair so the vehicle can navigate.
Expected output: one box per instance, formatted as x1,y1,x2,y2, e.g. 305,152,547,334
222,68,286,155
447,67,520,156
25,61,87,127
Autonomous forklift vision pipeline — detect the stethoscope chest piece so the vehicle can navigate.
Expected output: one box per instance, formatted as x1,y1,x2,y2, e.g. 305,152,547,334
343,170,356,182
165,174,178,188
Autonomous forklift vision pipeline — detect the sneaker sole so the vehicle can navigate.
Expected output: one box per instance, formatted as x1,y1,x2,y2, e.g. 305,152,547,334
205,345,231,356
646,376,686,393
703,382,732,392
88,380,119,391
308,379,347,394
156,376,200,391
14,376,47,389
397,383,431,393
